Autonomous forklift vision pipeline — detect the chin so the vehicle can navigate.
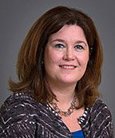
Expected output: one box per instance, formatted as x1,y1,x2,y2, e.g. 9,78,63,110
60,79,79,85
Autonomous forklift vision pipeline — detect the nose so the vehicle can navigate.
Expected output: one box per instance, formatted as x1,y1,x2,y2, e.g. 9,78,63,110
63,47,75,61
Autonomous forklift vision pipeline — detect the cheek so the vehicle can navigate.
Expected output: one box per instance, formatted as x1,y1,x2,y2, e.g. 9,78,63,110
80,53,89,67
44,49,60,67
85,55,89,64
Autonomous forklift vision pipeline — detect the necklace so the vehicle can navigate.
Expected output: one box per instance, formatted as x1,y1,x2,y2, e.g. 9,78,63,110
50,96,77,117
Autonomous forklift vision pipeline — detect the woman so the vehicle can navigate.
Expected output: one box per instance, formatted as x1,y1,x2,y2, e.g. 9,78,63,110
0,6,113,138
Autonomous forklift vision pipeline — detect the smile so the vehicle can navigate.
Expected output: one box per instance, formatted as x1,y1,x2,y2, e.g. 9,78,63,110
59,65,77,69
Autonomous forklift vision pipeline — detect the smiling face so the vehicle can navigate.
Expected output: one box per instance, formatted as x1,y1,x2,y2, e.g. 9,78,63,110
44,25,89,87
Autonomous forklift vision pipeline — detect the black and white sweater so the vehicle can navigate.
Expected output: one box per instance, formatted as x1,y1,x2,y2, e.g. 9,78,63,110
0,91,114,138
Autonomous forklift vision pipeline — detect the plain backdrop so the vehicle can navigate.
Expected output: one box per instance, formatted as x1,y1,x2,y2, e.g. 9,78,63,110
0,0,115,128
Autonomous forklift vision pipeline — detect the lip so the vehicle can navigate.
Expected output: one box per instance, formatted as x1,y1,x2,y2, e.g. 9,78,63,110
59,64,77,69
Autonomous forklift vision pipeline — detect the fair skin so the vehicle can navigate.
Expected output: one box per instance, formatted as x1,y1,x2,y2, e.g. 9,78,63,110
44,25,89,132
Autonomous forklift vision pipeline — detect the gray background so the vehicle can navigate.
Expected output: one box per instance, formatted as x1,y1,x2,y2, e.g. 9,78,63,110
0,0,115,127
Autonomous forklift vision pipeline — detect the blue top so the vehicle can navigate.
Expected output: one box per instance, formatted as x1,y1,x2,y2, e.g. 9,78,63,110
71,130,85,138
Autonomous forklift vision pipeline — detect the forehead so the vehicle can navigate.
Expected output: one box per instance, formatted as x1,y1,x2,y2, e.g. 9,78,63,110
48,25,87,42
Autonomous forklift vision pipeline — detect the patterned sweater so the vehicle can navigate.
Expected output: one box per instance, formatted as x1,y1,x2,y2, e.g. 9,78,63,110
0,91,114,138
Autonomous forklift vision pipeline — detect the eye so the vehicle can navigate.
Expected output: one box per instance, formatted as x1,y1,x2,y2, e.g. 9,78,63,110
54,44,65,49
74,44,85,51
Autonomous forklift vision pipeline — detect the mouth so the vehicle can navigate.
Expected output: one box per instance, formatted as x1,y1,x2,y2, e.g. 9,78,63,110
59,65,77,69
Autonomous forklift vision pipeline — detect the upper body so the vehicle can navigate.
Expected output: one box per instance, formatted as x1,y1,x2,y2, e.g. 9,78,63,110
0,91,113,138
0,6,114,138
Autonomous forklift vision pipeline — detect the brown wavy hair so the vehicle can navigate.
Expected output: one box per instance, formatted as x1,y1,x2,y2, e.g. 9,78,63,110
9,6,103,108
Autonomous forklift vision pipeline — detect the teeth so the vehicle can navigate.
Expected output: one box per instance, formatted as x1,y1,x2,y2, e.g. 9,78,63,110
59,65,76,69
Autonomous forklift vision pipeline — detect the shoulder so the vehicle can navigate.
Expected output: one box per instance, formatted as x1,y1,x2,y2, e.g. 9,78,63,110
0,90,46,121
89,98,114,137
0,91,68,137
0,91,39,115
0,91,44,137
91,98,112,119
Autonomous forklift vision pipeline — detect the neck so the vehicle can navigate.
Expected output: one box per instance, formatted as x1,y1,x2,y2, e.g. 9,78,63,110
54,89,75,104
48,82,77,110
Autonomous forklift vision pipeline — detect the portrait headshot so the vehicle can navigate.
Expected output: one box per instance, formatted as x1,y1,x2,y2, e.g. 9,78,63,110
0,1,114,137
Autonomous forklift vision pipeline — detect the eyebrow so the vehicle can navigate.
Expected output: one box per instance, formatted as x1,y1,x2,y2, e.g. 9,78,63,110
49,39,65,43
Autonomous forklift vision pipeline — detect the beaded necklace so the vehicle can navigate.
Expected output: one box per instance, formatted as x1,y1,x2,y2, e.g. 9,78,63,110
50,96,77,117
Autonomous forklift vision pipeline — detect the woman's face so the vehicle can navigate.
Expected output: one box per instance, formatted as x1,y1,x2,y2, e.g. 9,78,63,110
44,25,89,86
